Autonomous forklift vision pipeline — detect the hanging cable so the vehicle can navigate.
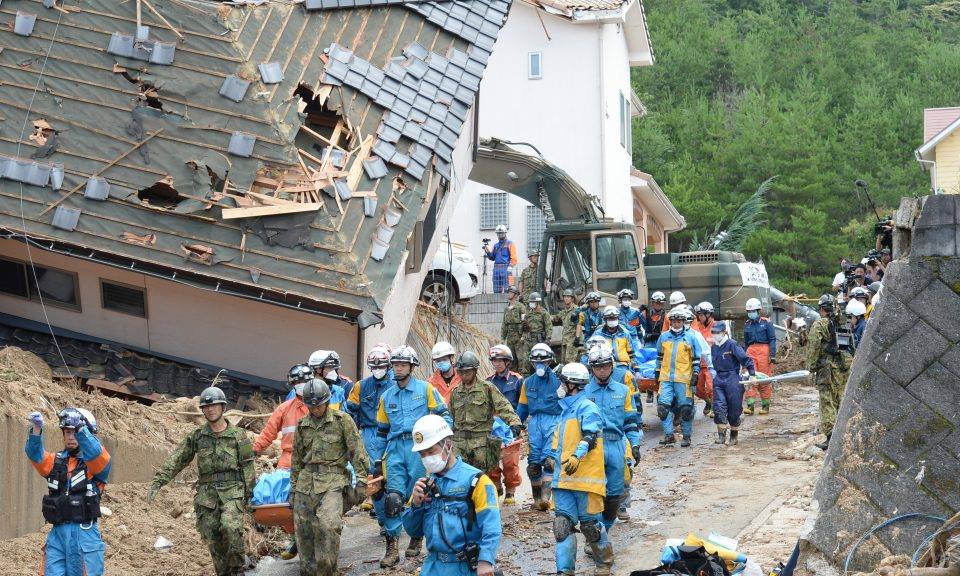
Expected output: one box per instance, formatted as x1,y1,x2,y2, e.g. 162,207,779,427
15,3,75,379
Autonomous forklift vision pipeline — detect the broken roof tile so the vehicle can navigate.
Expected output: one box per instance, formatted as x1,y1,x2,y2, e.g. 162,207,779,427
219,75,251,103
334,179,352,200
323,59,350,81
327,43,354,63
377,123,402,143
403,42,429,61
406,58,429,79
15,12,37,37
84,176,111,201
258,62,284,84
363,156,389,180
52,206,80,232
228,132,256,157
372,139,398,162
50,164,64,191
106,33,175,65
389,151,410,168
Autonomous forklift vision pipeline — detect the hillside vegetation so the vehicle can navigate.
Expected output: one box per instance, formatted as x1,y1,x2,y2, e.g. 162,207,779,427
633,0,960,294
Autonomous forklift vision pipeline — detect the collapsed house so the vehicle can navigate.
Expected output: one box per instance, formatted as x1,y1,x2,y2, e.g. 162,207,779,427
0,0,511,396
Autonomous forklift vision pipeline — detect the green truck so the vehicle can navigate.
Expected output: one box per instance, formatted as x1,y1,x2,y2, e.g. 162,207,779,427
470,138,771,324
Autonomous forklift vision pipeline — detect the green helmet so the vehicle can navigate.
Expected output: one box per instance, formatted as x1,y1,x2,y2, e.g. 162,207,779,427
455,351,481,371
528,292,542,303
528,247,540,257
561,289,575,298
302,379,331,407
198,386,227,407
818,294,835,309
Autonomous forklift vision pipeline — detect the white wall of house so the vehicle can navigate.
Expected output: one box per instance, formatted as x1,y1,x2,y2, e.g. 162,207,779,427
448,2,643,290
0,238,358,382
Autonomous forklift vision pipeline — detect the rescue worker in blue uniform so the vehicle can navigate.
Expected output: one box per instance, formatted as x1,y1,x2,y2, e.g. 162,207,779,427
576,292,604,345
404,415,503,576
655,308,704,447
25,407,111,576
845,299,867,348
309,349,353,407
346,345,395,525
516,343,563,511
374,345,452,567
583,345,641,532
483,224,518,293
709,321,755,446
547,362,613,576
592,305,642,368
743,299,777,414
617,289,644,347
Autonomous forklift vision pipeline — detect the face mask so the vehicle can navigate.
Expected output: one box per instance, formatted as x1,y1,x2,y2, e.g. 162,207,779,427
421,444,449,474
436,360,452,373
529,302,537,310
670,325,683,334
747,312,759,320
621,300,632,307
294,383,306,396
606,319,619,328
535,363,546,377
556,385,567,399
717,334,729,345
683,322,692,329
324,370,339,383
371,368,387,380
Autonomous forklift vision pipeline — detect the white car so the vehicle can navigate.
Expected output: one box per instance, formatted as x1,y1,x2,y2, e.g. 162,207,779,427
420,240,480,307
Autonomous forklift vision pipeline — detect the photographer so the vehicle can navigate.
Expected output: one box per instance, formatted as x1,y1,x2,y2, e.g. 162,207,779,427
875,217,893,253
405,415,502,576
831,258,851,293
483,225,517,294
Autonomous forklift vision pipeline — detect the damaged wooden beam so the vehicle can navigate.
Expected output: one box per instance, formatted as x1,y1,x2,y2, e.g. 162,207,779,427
221,203,322,220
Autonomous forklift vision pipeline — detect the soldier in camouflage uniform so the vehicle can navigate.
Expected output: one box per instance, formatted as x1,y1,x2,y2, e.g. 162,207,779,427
501,286,524,370
448,351,522,474
806,294,847,451
519,249,540,302
552,289,580,363
149,387,255,576
521,292,552,375
291,379,369,576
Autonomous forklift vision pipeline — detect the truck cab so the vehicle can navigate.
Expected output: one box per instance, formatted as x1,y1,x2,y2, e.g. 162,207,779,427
470,138,647,316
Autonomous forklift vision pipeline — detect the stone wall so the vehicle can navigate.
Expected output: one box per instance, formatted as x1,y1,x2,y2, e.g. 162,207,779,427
808,194,960,569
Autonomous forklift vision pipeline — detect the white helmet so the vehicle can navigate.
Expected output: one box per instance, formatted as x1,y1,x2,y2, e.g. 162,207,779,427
410,414,453,452
431,341,456,360
669,291,686,306
694,301,715,315
845,299,867,317
601,305,620,319
745,298,762,312
560,362,590,388
650,291,666,303
495,224,507,234
849,286,870,299
530,343,555,363
307,349,328,368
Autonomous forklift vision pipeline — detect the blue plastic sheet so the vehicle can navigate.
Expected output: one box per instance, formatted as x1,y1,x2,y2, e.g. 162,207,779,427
491,416,514,445
638,359,657,379
252,469,290,505
637,347,658,363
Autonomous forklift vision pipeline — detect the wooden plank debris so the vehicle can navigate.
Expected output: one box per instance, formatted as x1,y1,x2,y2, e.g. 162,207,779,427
221,203,323,220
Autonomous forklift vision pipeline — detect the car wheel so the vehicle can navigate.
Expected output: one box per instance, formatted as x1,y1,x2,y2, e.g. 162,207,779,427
421,274,457,308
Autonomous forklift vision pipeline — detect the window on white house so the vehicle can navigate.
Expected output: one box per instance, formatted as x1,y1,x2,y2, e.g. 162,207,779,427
101,280,147,318
619,91,632,154
528,52,542,80
526,205,546,253
479,192,509,229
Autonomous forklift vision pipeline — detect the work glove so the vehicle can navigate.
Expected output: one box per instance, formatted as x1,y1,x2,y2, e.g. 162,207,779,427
28,411,44,429
562,456,581,475
709,369,717,380
509,424,523,438
147,485,159,504
542,457,555,473
573,336,582,347
570,312,580,323
631,445,641,463
62,410,85,431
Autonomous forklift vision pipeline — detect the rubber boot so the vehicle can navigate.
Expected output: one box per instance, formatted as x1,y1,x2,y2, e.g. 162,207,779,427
646,391,654,404
503,491,516,505
530,483,542,511
380,536,400,568
703,401,712,417
538,482,554,511
816,433,831,451
617,508,629,521
715,427,727,445
729,430,739,446
744,401,755,415
405,536,423,558
681,435,691,448
659,435,675,446
759,400,770,415
590,541,614,576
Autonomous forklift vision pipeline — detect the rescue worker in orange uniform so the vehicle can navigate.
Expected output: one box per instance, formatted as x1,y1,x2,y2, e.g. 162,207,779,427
428,341,461,403
25,407,111,576
743,298,778,415
692,302,718,418
254,364,313,469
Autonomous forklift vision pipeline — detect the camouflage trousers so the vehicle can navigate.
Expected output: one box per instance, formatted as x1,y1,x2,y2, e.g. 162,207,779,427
454,433,501,472
560,341,579,364
815,362,844,437
505,336,522,372
195,498,246,576
294,489,345,576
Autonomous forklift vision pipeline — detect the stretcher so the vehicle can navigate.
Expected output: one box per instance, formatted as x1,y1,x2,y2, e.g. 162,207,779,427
251,503,294,534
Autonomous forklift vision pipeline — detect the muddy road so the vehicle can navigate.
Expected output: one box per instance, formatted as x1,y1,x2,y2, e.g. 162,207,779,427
251,379,822,576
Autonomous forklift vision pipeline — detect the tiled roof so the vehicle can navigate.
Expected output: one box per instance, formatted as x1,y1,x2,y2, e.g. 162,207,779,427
923,107,960,144
0,0,510,315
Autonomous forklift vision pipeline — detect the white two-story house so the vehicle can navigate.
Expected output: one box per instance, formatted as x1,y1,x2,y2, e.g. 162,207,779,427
449,0,684,291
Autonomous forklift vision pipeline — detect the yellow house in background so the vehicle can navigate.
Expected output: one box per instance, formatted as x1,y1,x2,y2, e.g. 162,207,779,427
916,107,960,194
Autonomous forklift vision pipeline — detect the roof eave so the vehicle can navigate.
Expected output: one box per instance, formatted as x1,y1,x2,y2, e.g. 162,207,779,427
631,170,685,231
916,115,960,161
